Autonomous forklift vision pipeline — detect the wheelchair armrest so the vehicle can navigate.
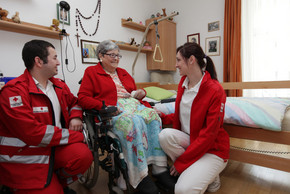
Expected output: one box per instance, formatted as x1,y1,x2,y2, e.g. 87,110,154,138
84,106,118,121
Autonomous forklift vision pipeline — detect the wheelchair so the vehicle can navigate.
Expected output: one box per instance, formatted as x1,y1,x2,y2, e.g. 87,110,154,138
79,101,132,194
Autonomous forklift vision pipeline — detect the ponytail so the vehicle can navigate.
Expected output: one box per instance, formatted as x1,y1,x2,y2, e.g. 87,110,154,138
177,42,218,81
204,56,217,80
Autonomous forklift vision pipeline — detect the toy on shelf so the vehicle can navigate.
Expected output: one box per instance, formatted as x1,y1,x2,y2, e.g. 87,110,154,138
126,17,132,22
12,11,21,23
130,37,136,45
0,7,9,21
143,41,152,50
162,8,167,17
49,19,61,32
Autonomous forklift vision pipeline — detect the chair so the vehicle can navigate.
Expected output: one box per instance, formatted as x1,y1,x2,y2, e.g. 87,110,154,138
79,102,132,194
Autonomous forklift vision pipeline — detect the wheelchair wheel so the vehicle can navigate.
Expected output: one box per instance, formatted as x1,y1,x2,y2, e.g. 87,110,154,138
79,115,99,189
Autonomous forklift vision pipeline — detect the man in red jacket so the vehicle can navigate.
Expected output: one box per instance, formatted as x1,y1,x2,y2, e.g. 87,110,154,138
0,40,93,194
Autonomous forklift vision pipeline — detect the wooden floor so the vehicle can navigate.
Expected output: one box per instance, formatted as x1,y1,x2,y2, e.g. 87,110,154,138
70,138,290,194
70,160,290,194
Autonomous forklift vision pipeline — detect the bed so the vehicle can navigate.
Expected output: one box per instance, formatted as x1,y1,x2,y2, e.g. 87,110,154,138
136,81,290,173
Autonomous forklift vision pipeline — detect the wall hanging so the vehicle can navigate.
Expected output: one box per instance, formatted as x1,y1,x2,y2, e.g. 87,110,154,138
75,0,101,46
80,39,99,64
208,21,220,32
57,3,70,25
205,36,221,56
187,33,200,44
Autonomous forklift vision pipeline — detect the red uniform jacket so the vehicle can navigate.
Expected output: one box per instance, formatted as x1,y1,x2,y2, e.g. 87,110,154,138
0,70,84,189
78,63,147,110
162,72,230,173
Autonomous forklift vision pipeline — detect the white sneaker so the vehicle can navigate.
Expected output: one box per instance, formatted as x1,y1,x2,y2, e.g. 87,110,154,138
207,176,221,192
117,173,127,190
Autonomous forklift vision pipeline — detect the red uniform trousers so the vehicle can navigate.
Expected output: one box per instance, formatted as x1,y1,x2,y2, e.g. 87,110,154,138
12,142,93,194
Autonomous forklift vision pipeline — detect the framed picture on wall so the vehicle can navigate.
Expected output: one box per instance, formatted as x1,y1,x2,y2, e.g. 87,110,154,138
208,21,220,32
57,3,70,25
187,33,200,44
81,39,99,64
205,36,220,56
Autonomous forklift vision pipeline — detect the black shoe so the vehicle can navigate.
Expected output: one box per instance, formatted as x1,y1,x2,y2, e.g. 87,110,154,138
136,175,159,194
63,187,77,194
152,170,176,191
0,186,12,194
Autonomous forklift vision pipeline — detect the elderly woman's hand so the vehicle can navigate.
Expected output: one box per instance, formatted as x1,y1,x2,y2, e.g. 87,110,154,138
153,107,163,117
132,89,146,100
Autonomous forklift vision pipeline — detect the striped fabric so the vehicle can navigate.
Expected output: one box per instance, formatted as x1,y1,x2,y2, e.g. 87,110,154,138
152,97,290,132
224,97,290,131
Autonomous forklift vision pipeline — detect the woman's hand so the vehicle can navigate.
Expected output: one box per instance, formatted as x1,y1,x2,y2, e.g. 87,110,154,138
170,165,179,177
153,107,163,117
132,89,146,100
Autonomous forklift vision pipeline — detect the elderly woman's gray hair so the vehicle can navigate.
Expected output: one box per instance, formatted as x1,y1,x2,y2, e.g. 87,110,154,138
96,40,120,60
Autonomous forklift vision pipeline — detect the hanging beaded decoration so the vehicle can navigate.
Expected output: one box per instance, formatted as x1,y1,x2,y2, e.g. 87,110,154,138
75,0,101,46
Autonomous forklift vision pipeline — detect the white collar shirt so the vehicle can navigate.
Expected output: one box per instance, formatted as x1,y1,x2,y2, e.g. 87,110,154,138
33,78,62,128
179,75,204,134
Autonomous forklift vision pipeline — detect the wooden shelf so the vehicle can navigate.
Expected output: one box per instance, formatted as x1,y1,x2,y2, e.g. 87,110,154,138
116,43,153,53
0,20,66,40
121,19,147,32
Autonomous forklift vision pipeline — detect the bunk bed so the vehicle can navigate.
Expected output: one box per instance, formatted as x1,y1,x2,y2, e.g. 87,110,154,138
136,80,290,172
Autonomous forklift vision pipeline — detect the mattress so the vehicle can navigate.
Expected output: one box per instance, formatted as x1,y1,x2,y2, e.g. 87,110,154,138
149,97,290,132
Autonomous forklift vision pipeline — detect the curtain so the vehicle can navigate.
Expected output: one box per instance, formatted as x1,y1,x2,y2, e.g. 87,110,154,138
242,0,290,97
223,0,242,97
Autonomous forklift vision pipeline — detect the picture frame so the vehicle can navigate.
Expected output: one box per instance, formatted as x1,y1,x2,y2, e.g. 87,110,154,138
187,33,200,44
205,36,221,56
208,21,220,32
57,3,70,25
80,39,100,64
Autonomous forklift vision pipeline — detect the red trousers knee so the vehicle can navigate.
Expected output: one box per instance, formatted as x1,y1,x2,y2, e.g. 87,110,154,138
54,142,93,186
13,142,93,194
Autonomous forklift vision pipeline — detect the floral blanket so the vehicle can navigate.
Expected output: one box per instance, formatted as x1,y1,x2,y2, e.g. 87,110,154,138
112,98,167,188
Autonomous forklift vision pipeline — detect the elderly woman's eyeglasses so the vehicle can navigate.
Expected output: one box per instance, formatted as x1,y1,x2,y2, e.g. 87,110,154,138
104,53,122,59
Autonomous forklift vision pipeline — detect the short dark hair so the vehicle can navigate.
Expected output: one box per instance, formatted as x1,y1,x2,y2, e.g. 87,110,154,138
22,40,55,71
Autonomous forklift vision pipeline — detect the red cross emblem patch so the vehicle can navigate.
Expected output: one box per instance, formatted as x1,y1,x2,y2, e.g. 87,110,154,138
9,96,23,108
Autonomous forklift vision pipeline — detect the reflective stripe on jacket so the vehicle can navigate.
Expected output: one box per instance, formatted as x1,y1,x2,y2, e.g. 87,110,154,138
0,70,84,189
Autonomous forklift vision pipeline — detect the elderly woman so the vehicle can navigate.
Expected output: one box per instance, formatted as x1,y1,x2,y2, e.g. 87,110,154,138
78,40,175,194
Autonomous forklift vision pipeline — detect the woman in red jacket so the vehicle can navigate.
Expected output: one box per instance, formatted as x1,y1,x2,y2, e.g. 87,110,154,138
78,40,176,194
158,42,230,194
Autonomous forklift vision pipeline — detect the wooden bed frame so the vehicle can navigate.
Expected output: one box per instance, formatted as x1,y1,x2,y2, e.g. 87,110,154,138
136,81,290,172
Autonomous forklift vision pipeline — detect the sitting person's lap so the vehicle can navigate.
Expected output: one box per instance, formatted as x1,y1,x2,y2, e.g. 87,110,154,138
112,97,167,188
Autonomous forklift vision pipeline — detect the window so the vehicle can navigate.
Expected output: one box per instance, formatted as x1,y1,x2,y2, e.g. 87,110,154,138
241,0,290,97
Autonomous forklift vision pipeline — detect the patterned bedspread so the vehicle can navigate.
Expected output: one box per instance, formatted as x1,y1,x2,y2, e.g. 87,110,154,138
224,97,290,131
153,97,290,132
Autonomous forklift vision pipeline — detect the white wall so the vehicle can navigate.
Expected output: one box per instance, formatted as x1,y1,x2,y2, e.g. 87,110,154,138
0,0,224,95
161,0,225,83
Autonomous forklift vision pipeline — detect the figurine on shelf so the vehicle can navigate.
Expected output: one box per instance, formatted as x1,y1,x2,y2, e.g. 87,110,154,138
129,38,136,46
151,14,155,18
49,19,61,32
162,8,167,17
0,8,9,21
126,17,132,22
156,12,161,17
12,11,21,23
143,41,152,50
